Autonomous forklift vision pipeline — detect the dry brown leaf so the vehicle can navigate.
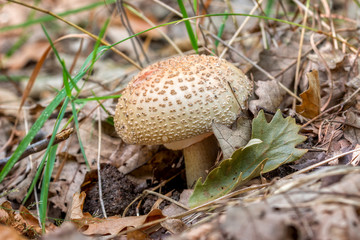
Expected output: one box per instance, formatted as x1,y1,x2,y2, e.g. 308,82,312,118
49,160,86,213
347,72,360,89
19,205,43,234
161,219,188,235
42,222,92,240
296,70,321,119
344,112,360,146
174,223,221,240
107,6,164,39
69,192,86,220
222,203,298,240
0,200,54,238
212,117,251,159
0,225,27,240
312,172,360,239
307,45,345,70
249,79,286,115
162,190,192,217
127,229,149,240
81,209,165,236
69,192,165,236
162,219,188,235
313,204,360,240
7,166,37,203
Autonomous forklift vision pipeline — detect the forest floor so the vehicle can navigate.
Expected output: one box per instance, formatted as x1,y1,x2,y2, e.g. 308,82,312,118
1,0,360,239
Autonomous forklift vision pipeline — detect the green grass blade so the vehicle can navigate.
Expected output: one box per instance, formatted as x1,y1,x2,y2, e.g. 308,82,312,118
87,17,110,81
69,18,110,169
62,64,72,98
193,0,198,13
41,25,80,92
265,0,274,16
177,0,198,53
70,101,90,169
22,97,70,204
74,95,121,104
39,144,58,231
353,0,360,8
214,13,228,48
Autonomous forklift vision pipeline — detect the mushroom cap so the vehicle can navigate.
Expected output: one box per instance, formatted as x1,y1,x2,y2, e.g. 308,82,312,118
114,55,253,146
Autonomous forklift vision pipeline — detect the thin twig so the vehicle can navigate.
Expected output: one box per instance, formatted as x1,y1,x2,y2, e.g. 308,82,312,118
144,190,190,210
310,34,333,111
292,0,309,109
320,0,338,49
285,148,360,179
0,128,74,166
97,108,107,218
219,0,263,58
117,0,144,67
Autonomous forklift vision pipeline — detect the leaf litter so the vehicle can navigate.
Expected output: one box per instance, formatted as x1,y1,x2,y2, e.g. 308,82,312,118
1,0,360,239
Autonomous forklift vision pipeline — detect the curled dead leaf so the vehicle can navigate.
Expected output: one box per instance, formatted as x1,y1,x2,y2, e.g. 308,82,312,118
296,70,321,119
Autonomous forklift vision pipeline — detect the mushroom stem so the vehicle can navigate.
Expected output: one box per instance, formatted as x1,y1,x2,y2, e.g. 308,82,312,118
183,135,218,188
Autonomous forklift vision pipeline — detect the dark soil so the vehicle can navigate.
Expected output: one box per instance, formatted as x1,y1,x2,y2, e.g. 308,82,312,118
81,163,184,218
82,163,140,217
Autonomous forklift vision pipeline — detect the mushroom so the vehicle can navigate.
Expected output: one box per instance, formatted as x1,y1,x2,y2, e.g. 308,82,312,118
114,55,253,188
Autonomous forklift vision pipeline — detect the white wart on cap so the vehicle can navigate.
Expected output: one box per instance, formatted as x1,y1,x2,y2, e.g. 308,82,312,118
114,55,253,147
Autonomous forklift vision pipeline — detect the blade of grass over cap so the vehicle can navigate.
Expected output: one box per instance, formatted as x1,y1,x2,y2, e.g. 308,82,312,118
214,13,228,48
177,0,198,53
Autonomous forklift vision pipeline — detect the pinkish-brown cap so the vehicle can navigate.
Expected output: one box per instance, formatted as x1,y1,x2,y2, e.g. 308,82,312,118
114,55,253,148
